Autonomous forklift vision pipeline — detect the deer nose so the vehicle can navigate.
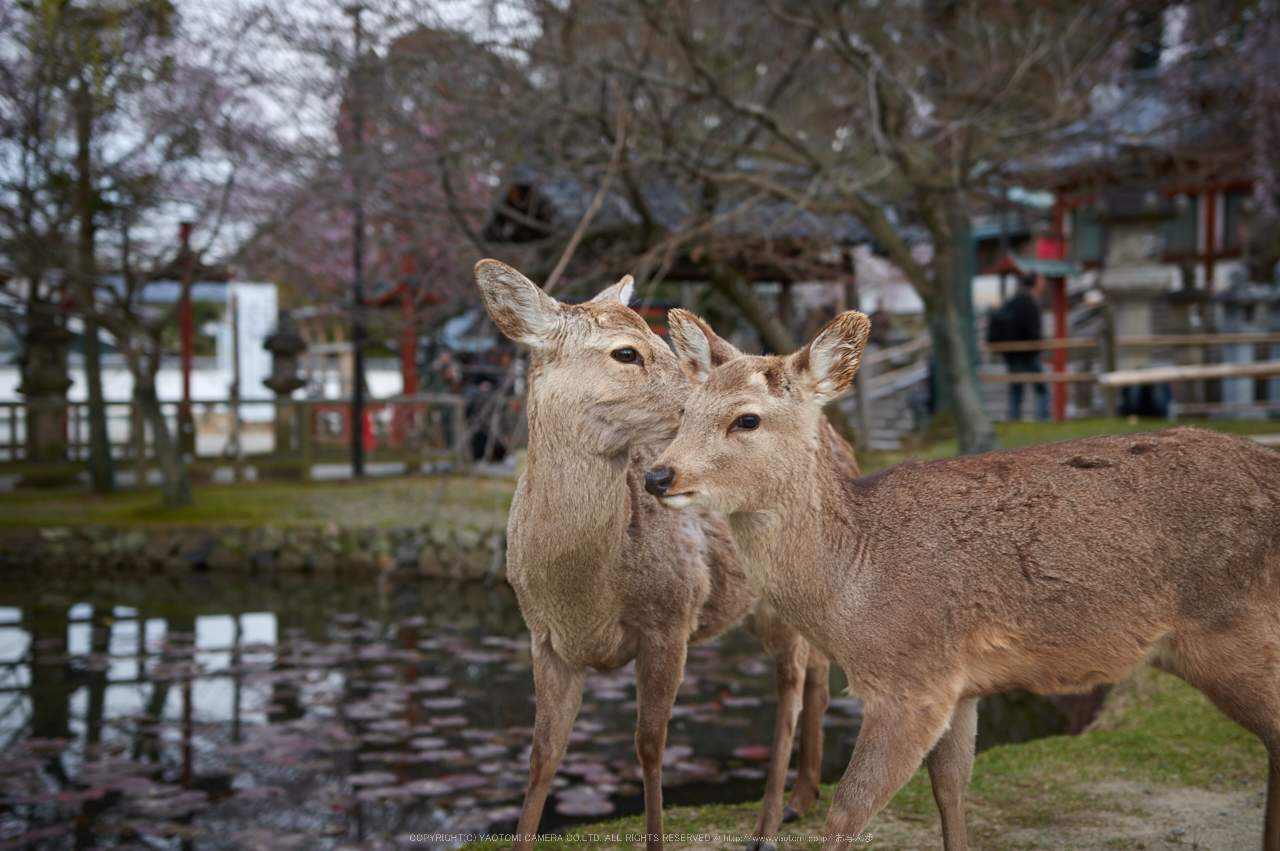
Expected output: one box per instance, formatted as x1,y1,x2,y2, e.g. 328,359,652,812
645,466,675,496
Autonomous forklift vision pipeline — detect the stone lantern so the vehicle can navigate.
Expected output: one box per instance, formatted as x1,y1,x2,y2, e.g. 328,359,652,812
1095,188,1182,415
263,311,308,455
17,310,75,486
1217,271,1279,418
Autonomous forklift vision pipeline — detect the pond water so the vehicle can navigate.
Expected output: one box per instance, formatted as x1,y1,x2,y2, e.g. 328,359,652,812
0,569,1100,851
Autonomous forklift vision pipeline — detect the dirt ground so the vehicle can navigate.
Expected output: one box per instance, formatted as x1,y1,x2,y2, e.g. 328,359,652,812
645,779,1267,851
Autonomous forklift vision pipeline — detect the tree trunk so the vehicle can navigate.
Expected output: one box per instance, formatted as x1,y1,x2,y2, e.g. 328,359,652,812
703,258,795,354
135,382,192,507
929,309,997,455
77,79,114,492
921,192,998,456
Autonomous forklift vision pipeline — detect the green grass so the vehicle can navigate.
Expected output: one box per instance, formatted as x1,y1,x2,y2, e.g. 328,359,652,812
464,669,1268,849
5,418,1275,528
858,416,1280,475
0,474,516,529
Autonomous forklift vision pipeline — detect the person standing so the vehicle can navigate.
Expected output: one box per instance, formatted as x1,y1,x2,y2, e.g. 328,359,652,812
1003,273,1050,422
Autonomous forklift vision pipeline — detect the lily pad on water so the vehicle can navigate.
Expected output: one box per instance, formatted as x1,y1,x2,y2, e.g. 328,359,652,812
660,745,694,766
420,697,465,710
591,690,628,700
729,767,767,780
55,786,109,804
235,785,287,801
114,777,182,798
558,762,607,777
128,793,209,820
732,744,772,761
428,715,467,727
356,786,414,803
554,786,614,817
343,703,391,721
345,771,398,788
486,804,523,823
229,828,311,851
410,737,447,750
0,757,43,775
439,774,486,791
410,676,451,692
404,779,452,796
467,744,507,760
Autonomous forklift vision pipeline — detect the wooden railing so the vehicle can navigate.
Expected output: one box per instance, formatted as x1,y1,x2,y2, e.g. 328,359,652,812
979,333,1280,395
834,330,1280,423
0,394,469,483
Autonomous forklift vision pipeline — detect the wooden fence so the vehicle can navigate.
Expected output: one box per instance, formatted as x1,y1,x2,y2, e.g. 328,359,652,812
836,330,1280,432
981,331,1280,418
0,394,468,484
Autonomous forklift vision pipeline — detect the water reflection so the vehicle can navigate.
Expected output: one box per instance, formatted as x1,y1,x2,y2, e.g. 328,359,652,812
0,573,867,851
0,571,1100,850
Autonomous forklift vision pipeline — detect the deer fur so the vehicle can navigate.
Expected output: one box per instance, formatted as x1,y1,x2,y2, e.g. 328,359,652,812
474,260,840,851
650,307,1280,851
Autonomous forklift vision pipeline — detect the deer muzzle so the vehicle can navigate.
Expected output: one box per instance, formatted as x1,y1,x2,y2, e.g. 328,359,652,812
644,466,675,496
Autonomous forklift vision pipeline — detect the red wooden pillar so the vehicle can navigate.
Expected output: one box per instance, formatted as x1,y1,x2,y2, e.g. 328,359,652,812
1038,215,1069,422
400,253,418,396
1052,277,1068,422
392,254,418,450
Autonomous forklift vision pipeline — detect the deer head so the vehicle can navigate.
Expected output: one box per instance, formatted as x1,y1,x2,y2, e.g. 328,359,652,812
647,309,870,512
474,259,691,454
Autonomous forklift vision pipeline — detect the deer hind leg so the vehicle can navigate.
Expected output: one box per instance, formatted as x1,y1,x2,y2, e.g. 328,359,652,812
925,698,978,851
822,696,957,851
786,644,831,822
744,628,810,851
515,644,586,851
634,637,688,851
1159,621,1280,851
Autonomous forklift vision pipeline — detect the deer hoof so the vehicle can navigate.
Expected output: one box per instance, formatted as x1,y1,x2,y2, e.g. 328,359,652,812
742,842,776,851
781,806,800,823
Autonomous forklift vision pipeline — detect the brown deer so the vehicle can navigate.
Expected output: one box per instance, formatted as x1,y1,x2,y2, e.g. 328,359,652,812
647,307,1280,851
474,260,846,851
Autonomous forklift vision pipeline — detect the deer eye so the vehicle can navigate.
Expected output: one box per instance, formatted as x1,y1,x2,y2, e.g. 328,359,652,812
731,414,761,432
611,347,642,364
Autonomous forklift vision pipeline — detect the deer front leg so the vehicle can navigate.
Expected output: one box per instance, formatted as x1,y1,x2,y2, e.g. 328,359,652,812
822,697,956,851
514,643,586,851
786,644,830,821
926,698,977,851
633,638,688,851
747,631,810,851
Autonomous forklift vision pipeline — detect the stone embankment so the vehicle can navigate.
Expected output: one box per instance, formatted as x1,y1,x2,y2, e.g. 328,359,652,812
0,522,505,579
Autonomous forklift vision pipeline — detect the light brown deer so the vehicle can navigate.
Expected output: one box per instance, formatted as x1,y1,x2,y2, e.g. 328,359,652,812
474,260,844,851
647,307,1280,851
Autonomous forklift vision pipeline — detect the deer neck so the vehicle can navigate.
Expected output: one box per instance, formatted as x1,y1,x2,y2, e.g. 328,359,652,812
728,427,862,608
518,376,632,580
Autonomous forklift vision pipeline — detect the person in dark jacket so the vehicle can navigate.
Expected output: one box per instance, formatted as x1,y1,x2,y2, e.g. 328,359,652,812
1005,273,1049,422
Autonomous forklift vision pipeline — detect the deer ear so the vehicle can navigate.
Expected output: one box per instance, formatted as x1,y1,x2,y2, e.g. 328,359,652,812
789,311,870,402
590,275,635,305
667,309,745,386
474,260,562,349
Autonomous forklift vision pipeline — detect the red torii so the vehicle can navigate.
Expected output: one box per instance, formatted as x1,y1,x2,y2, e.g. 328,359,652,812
365,254,444,448
364,254,444,396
